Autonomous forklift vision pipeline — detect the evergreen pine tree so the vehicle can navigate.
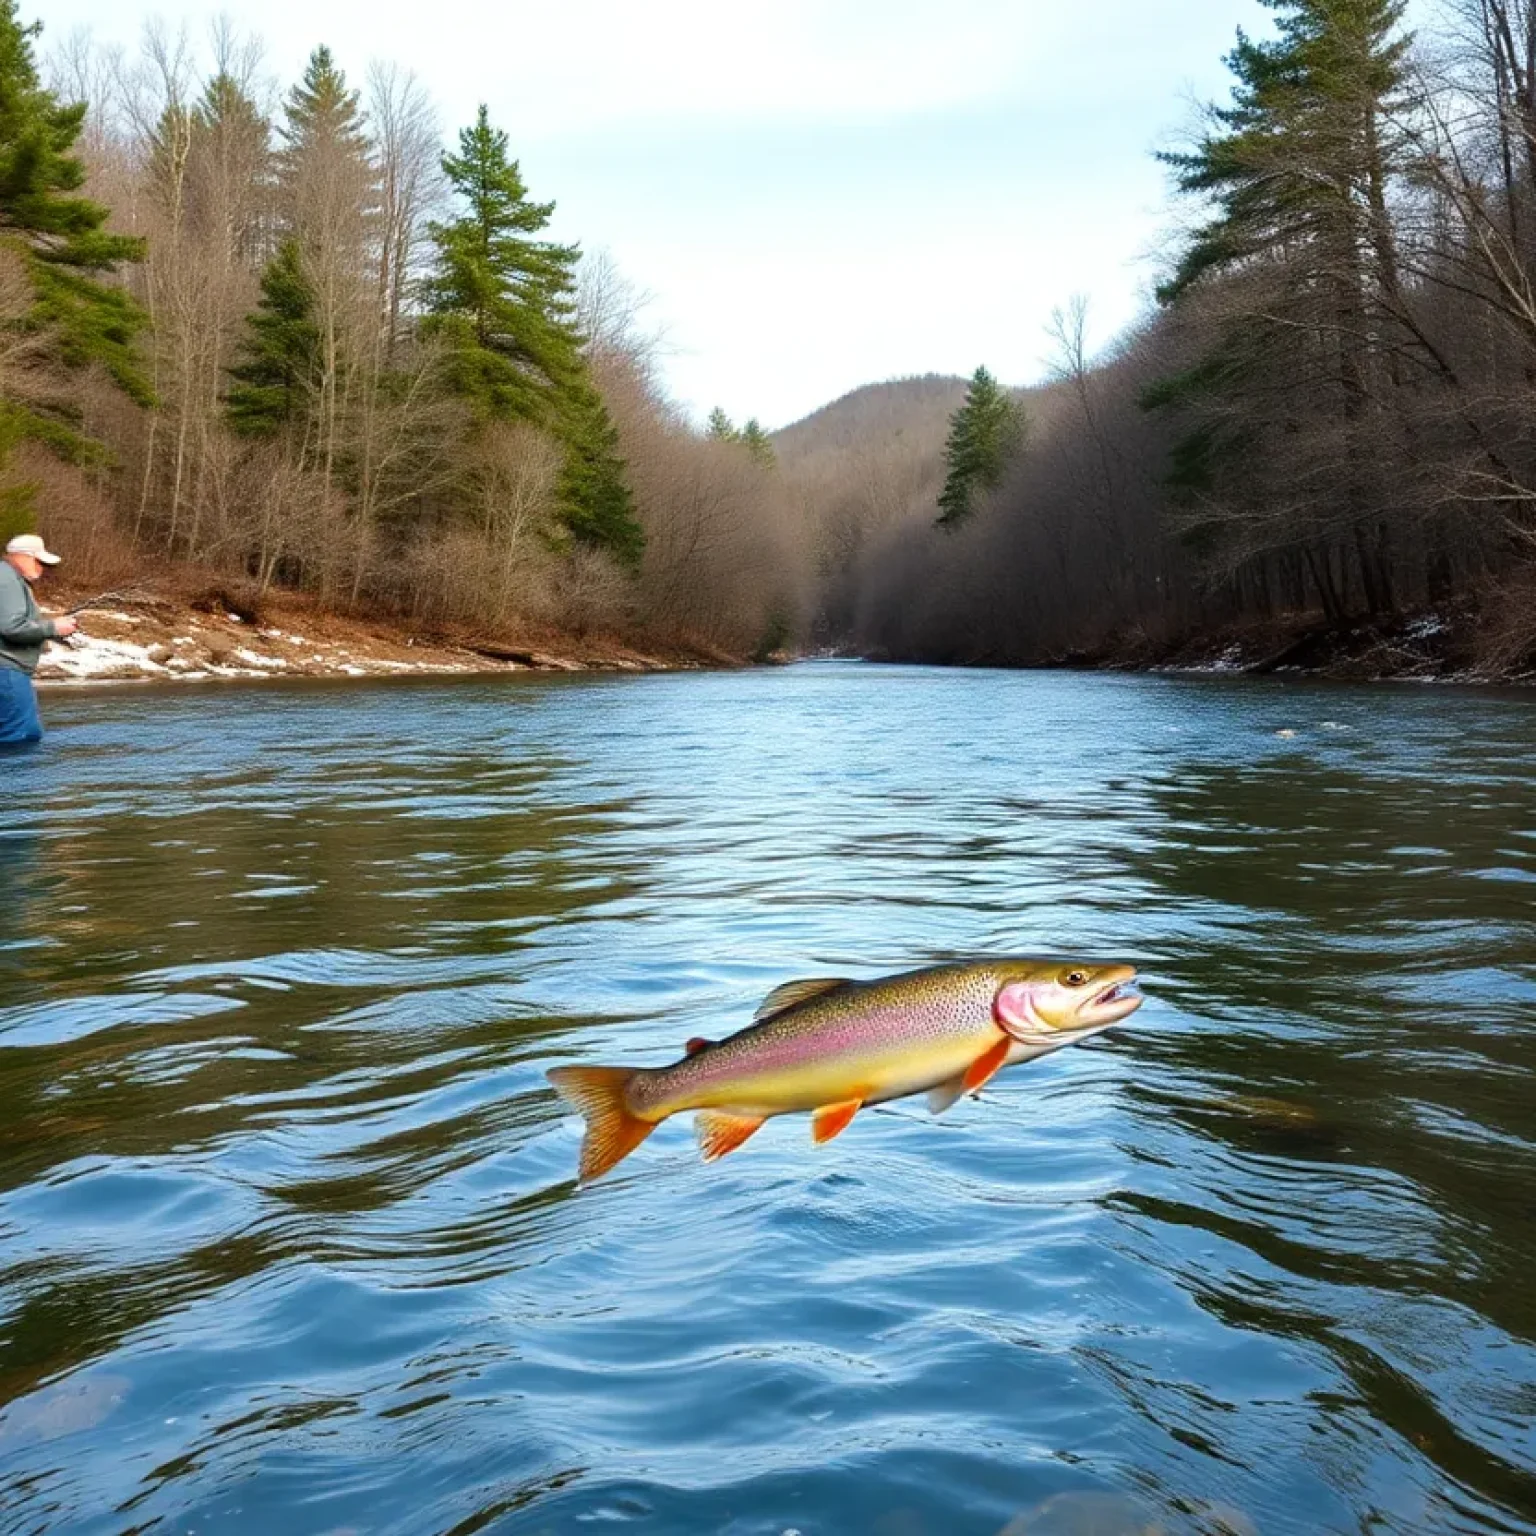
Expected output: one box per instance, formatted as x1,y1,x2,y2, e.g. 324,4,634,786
192,72,271,264
706,407,774,467
426,105,643,562
739,418,775,468
425,106,585,421
263,46,378,492
558,381,643,568
1144,0,1412,612
276,45,372,219
1155,0,1408,306
0,0,148,533
936,367,1023,529
225,240,321,439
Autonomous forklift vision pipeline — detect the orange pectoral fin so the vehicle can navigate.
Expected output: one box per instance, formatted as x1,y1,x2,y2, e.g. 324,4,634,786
811,1099,863,1145
962,1035,1013,1095
695,1110,765,1162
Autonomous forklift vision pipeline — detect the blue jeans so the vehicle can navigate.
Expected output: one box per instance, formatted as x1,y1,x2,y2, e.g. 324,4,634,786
0,666,43,745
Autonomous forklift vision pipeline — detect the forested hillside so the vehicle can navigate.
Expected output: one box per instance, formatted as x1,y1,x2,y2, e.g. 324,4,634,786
780,0,1536,677
9,0,1536,677
773,376,968,642
4,4,805,659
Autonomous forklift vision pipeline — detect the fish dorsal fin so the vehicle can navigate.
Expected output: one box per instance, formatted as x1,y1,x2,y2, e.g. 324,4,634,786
754,977,853,1024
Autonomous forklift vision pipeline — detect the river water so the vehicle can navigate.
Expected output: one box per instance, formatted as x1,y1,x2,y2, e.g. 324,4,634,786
1,663,1533,1536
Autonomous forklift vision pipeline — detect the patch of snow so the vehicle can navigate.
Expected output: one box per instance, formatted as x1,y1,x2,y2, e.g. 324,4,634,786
1406,614,1446,640
232,648,288,670
1155,644,1247,676
38,636,168,681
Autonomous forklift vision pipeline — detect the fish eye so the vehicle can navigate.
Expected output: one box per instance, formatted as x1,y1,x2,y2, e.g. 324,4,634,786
1062,969,1088,987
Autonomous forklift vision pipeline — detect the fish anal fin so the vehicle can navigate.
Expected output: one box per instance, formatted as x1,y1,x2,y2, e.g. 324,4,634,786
811,1099,863,1145
962,1035,1013,1095
696,1110,765,1162
684,1037,713,1056
546,1065,656,1184
754,977,853,1023
927,1075,968,1115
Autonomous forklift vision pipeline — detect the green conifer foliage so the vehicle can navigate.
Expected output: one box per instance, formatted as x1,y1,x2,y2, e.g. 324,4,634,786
936,367,1023,529
0,0,147,532
558,380,642,568
1145,0,1412,611
225,240,321,440
706,407,775,466
426,106,584,419
277,45,372,210
426,105,642,563
740,418,776,468
1156,0,1409,306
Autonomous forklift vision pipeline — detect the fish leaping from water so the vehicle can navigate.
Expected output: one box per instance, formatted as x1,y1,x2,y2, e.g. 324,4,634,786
547,958,1143,1183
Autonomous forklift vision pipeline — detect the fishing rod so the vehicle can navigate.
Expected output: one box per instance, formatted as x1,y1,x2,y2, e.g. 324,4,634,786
65,586,158,616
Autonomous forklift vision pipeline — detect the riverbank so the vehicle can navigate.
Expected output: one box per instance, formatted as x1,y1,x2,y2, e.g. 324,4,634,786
1141,601,1535,685
33,583,735,685
857,601,1534,685
38,587,1531,689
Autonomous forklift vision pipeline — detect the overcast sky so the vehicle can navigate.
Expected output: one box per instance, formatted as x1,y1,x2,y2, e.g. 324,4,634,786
42,0,1272,429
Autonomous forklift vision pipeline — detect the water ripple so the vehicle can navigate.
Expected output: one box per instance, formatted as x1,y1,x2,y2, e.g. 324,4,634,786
1,666,1534,1535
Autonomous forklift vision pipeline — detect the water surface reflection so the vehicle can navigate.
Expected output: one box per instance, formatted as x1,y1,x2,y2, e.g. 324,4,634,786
1,666,1533,1535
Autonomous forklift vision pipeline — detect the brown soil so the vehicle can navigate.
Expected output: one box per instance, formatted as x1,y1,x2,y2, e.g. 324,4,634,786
34,580,738,686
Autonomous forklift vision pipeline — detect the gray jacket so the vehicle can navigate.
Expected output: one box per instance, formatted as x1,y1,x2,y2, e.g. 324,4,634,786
0,560,60,675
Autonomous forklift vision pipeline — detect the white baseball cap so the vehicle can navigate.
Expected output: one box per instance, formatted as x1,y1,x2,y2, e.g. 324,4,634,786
5,534,61,565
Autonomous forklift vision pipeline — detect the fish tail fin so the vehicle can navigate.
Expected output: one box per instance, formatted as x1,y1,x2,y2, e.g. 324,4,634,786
547,1065,656,1183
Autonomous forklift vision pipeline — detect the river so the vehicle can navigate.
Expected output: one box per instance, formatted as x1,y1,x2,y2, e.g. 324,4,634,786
2,663,1533,1535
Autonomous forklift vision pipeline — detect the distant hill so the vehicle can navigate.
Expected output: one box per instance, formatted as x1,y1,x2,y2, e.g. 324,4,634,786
772,374,971,464
771,376,978,638
772,370,1081,642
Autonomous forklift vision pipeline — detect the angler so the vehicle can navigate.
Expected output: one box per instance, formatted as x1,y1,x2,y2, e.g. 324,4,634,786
0,534,77,746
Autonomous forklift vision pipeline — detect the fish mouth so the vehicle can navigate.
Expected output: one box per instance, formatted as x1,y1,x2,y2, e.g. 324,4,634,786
1081,976,1143,1028
993,965,1145,1045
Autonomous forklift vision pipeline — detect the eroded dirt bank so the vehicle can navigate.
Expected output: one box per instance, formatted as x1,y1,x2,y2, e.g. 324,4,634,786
33,585,734,685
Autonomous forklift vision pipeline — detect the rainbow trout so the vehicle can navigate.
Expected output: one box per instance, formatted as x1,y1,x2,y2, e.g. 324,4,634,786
547,958,1142,1183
